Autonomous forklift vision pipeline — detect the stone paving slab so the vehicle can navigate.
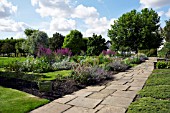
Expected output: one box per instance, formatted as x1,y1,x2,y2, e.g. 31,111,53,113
63,107,97,113
105,85,130,91
53,95,77,104
30,102,71,113
101,96,133,108
88,92,109,99
111,91,137,99
97,105,126,113
110,80,127,85
95,105,105,111
128,86,143,91
123,73,134,77
67,97,102,109
85,86,105,92
72,90,92,97
100,89,117,95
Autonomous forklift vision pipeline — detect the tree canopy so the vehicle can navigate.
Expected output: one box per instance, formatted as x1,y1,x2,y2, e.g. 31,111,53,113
63,30,84,54
49,32,65,51
164,19,170,42
25,30,49,56
108,8,163,53
87,34,107,56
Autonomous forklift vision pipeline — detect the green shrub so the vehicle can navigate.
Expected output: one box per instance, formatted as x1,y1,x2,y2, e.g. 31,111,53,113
139,49,157,57
131,57,141,64
106,61,129,72
51,59,73,70
71,64,113,85
156,62,168,69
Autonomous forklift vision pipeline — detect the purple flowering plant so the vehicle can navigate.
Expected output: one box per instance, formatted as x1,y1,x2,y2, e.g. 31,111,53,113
55,48,72,56
102,50,116,56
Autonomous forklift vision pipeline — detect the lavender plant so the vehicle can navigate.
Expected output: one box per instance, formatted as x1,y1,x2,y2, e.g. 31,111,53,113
102,50,116,56
71,64,113,85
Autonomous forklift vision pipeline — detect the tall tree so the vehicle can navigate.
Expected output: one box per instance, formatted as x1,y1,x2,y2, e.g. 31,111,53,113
108,10,142,52
164,19,170,42
87,34,107,56
49,32,65,51
140,8,163,49
63,30,84,54
108,8,163,53
25,30,49,56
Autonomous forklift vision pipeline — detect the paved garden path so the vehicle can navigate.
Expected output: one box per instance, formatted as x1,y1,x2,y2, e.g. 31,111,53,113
30,58,156,113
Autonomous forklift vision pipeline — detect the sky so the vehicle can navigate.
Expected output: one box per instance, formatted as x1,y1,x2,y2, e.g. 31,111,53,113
0,0,170,40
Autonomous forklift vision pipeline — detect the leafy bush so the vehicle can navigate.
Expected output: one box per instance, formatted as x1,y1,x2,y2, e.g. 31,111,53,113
106,61,129,72
52,59,73,70
131,57,142,64
31,58,51,73
156,61,169,69
6,57,51,73
123,54,148,66
71,64,113,85
139,49,157,57
5,60,22,72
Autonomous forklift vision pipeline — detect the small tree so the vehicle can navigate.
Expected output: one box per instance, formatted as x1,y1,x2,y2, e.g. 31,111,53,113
1,43,14,56
25,30,49,57
49,32,65,51
87,34,107,56
63,30,84,54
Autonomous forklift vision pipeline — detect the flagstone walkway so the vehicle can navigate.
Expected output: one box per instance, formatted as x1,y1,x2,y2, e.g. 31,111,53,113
30,57,156,113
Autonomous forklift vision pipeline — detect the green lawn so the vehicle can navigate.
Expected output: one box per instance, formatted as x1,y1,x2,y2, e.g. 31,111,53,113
0,57,32,67
0,70,72,82
127,69,170,113
28,70,73,81
0,86,49,113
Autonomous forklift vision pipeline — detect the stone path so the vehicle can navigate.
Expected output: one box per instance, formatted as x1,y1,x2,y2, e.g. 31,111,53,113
30,58,156,113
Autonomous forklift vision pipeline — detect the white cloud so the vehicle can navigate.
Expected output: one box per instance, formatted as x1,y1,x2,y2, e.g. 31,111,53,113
72,4,99,19
140,0,170,9
84,17,116,39
14,32,26,39
32,0,73,18
31,0,39,6
165,8,170,17
0,0,17,18
0,19,29,32
50,18,76,32
31,0,115,40
158,11,165,16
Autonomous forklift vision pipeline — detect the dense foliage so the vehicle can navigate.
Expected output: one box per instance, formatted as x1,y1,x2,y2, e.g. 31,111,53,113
49,32,65,51
26,31,49,57
108,8,163,53
164,19,170,42
63,30,84,54
86,34,107,56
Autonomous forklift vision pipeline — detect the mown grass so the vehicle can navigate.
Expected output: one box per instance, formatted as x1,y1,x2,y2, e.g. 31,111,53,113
0,86,49,113
127,69,170,113
28,70,73,81
0,70,72,81
0,57,32,67
128,97,170,113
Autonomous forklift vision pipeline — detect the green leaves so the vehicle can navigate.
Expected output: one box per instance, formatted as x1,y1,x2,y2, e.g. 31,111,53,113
108,8,163,53
63,30,84,54
86,34,107,56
